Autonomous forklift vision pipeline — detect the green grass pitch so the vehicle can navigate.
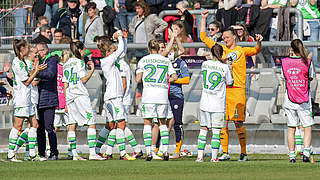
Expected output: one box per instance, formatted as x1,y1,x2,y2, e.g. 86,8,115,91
0,154,319,180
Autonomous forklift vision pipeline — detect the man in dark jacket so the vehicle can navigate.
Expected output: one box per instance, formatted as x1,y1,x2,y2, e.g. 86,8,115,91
31,25,52,44
36,42,59,160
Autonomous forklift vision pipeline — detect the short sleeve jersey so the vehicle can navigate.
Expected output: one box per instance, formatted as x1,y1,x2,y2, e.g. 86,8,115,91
119,59,133,106
295,0,320,19
62,57,89,104
200,60,233,112
136,54,176,104
12,57,31,108
25,59,39,105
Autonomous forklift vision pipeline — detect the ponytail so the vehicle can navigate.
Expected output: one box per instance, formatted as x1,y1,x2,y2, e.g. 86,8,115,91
13,39,28,60
210,44,225,63
291,39,308,65
70,41,85,59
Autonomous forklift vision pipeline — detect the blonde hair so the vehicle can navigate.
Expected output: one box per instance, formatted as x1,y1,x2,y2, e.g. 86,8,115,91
62,50,73,64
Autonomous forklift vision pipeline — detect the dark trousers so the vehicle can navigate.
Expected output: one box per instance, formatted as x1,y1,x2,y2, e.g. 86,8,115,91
37,107,58,157
169,97,184,143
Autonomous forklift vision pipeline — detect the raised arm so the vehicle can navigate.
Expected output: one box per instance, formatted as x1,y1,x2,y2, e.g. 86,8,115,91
81,61,95,84
36,56,57,80
200,10,216,49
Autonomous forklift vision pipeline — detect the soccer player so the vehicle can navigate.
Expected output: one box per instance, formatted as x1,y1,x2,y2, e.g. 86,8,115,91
136,39,178,161
119,47,143,158
96,31,136,160
200,9,262,161
63,41,105,160
14,44,42,161
281,39,314,163
196,44,233,162
7,39,47,162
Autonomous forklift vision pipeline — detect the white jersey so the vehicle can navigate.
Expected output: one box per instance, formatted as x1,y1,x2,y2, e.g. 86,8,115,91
200,60,233,112
119,59,133,106
25,59,39,105
12,57,31,108
101,36,124,101
136,54,175,104
62,57,89,104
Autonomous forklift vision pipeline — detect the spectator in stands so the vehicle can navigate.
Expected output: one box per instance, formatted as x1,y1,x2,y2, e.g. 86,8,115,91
53,29,65,44
129,0,168,63
176,1,195,41
115,0,137,43
197,20,222,58
45,0,60,24
79,0,89,42
169,20,196,56
162,0,180,10
235,0,261,36
216,0,238,29
292,0,320,68
36,42,59,160
84,2,104,44
51,0,81,40
13,0,33,37
32,16,49,40
146,0,164,14
194,1,215,41
31,25,52,44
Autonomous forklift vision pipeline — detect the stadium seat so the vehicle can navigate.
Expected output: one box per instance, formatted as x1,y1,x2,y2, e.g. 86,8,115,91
183,69,201,124
246,68,279,124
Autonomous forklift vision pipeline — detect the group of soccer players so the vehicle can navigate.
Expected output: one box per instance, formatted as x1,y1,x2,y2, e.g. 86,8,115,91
6,9,314,163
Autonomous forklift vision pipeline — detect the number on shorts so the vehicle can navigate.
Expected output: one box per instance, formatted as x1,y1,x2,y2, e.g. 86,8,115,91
144,64,168,83
202,70,222,90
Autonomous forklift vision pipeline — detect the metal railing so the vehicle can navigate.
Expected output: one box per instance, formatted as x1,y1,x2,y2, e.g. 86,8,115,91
158,8,303,40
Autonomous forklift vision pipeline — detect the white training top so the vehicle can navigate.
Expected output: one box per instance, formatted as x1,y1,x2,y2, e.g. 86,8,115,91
101,36,124,101
200,60,233,112
62,57,89,104
136,53,176,104
119,58,133,106
25,59,39,105
12,57,31,108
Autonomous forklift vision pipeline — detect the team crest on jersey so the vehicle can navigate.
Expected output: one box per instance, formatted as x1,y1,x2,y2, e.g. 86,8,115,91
226,51,238,63
287,68,301,75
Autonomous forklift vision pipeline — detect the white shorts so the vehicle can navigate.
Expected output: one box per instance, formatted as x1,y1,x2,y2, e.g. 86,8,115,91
199,110,225,128
284,108,314,128
67,96,95,126
15,105,35,118
105,97,125,122
141,103,168,119
32,103,38,120
167,104,173,119
54,109,69,127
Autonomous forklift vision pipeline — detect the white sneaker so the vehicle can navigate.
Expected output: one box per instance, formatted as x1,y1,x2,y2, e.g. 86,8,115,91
195,158,204,162
152,152,162,160
7,156,23,162
89,154,106,160
73,156,87,161
30,155,47,162
218,153,230,161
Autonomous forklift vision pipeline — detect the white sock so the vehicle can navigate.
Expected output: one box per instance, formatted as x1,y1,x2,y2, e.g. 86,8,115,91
143,125,152,154
159,125,169,152
28,127,37,157
211,128,221,160
197,129,208,159
124,127,140,153
68,131,78,157
116,128,126,157
87,128,97,156
8,128,19,158
95,127,109,154
106,129,116,155
14,128,29,152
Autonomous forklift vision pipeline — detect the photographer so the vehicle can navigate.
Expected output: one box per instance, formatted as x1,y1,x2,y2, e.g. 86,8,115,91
51,0,82,40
